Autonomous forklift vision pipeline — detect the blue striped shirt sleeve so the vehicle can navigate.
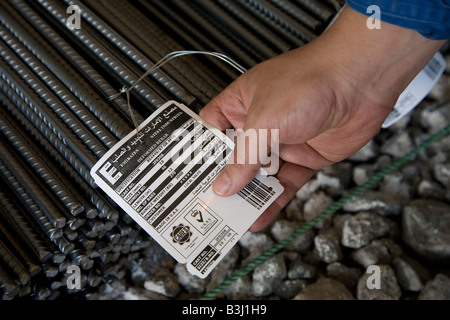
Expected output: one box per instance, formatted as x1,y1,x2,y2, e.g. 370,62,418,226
346,0,450,40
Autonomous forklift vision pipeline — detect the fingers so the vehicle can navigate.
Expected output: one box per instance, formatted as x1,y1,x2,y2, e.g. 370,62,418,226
212,119,281,196
199,100,233,131
199,80,248,131
200,77,269,196
278,143,334,170
212,153,261,197
249,162,315,232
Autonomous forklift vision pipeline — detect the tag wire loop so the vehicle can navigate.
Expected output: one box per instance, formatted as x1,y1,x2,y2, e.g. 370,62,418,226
109,51,247,133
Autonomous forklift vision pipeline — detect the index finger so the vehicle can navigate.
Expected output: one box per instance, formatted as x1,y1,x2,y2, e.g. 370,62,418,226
199,81,248,131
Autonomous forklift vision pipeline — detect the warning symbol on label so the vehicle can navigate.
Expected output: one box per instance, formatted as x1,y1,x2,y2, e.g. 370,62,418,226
170,224,192,245
184,202,220,236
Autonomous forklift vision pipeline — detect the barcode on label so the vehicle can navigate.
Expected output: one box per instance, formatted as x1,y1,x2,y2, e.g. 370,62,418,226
238,178,275,210
423,55,443,81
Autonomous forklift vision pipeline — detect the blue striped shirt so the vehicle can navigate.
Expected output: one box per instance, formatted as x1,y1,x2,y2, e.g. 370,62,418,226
346,0,450,39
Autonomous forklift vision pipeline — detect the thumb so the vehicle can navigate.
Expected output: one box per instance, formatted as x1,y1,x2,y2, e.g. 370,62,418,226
212,148,261,197
213,126,278,196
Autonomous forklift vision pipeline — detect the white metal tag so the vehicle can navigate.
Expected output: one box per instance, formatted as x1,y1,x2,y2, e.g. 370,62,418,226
91,101,283,278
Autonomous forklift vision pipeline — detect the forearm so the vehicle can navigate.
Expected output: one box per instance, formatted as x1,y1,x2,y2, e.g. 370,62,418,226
315,6,445,108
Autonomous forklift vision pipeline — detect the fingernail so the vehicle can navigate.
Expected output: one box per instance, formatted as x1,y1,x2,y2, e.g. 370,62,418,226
213,171,231,196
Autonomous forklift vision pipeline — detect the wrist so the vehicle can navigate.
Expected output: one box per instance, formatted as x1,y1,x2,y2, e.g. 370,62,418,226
317,6,445,108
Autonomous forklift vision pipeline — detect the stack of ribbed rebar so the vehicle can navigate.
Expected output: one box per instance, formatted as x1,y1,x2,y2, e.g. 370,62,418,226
0,0,339,299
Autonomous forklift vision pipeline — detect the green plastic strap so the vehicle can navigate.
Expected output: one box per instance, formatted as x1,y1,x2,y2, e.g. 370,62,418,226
200,122,450,300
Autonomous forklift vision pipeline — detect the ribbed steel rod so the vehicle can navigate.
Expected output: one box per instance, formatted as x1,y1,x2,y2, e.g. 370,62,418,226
81,0,217,106
0,238,30,286
34,0,167,112
0,1,126,141
64,226,78,241
0,65,98,169
215,0,292,53
0,264,20,299
167,0,261,68
116,220,132,237
138,0,241,83
70,0,194,105
244,0,317,42
41,264,58,278
54,236,75,255
268,0,322,30
77,233,96,252
0,93,115,223
0,162,63,243
82,219,104,239
0,26,118,150
87,269,102,287
91,191,119,222
60,211,85,231
0,90,95,188
194,0,279,59
0,189,52,263
0,109,84,216
51,251,66,265
0,37,109,159
78,15,174,109
31,282,52,300
6,0,136,138
0,214,41,277
0,106,98,220
236,0,305,47
292,0,334,22
0,138,66,230
69,249,88,267
111,0,230,94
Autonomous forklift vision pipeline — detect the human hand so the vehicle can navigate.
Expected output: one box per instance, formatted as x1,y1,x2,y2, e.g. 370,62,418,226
200,6,445,231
